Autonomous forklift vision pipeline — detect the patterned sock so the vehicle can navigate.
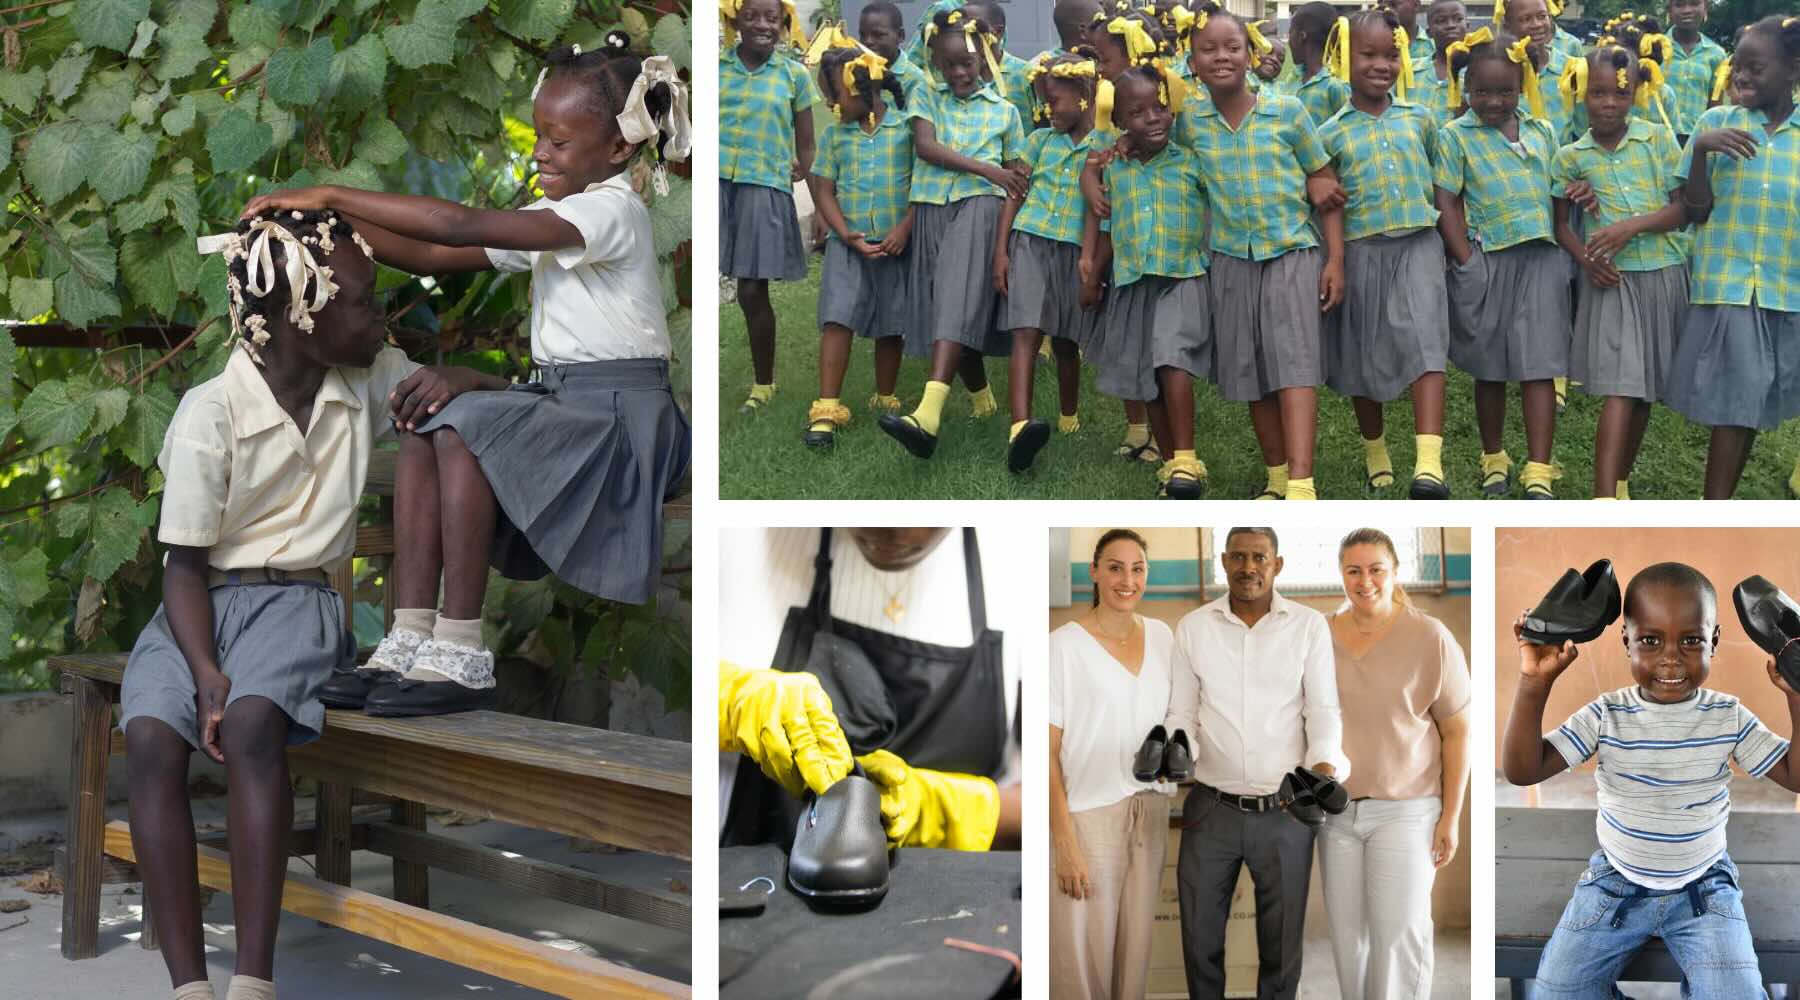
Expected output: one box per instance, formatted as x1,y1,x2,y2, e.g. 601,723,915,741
869,393,902,412
1058,413,1081,433
912,381,951,435
1265,463,1290,497
1617,479,1631,501
405,616,486,683
1414,434,1444,482
1285,476,1318,500
1363,437,1395,488
969,384,998,417
174,982,215,1000
224,976,275,1000
1009,420,1026,442
808,398,848,430
1521,461,1558,497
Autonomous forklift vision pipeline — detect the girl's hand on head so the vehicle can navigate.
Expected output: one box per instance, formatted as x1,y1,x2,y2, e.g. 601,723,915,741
1767,657,1800,699
195,668,231,765
239,186,335,221
1696,128,1759,160
1319,259,1345,311
1562,180,1599,213
1514,613,1579,680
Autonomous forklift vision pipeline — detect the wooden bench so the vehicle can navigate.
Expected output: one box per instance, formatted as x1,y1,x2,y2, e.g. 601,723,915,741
1496,806,1800,997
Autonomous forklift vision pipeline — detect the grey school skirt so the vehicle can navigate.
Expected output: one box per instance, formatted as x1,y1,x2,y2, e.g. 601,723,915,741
1092,274,1213,402
1208,247,1326,401
905,197,1009,357
1001,230,1099,350
817,238,909,338
1446,241,1571,382
120,576,353,750
1326,229,1449,401
1666,301,1800,430
1572,265,1688,402
720,180,807,281
412,358,690,606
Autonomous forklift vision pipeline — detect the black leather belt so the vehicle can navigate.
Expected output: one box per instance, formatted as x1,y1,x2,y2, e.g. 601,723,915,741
1198,782,1282,813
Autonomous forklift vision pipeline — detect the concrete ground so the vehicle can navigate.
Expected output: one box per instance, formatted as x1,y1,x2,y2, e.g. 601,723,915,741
0,796,689,999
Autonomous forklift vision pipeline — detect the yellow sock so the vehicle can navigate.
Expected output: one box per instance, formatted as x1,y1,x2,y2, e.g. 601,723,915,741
1285,476,1317,500
1058,413,1081,433
912,381,950,435
1009,420,1026,442
1363,437,1394,488
1480,450,1512,478
1265,463,1289,497
1521,460,1557,495
869,393,901,412
1553,376,1568,404
1122,423,1150,448
1414,434,1444,482
808,398,849,428
1616,479,1631,501
969,385,997,417
747,382,775,404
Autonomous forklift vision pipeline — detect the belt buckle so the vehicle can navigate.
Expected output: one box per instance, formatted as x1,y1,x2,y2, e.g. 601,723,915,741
1235,793,1261,812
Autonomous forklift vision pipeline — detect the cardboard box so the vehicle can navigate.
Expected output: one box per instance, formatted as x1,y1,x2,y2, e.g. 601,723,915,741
1147,827,1259,999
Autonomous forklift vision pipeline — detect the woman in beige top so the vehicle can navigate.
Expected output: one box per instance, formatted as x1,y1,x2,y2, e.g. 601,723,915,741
1319,528,1471,1000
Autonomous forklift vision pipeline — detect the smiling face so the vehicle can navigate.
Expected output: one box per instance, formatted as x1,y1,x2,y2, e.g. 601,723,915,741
1351,20,1405,101
1114,71,1172,150
933,31,985,95
1666,0,1704,33
1466,54,1523,124
1584,52,1637,135
1339,542,1397,614
531,76,626,200
1091,537,1149,613
1427,0,1468,48
1043,76,1092,132
1730,27,1799,114
847,527,954,570
1504,0,1554,50
859,8,905,63
1192,16,1252,90
1623,582,1718,704
734,0,785,59
1222,531,1281,604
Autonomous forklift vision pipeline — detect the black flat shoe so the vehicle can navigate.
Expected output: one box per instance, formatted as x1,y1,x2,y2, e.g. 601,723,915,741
1133,725,1167,782
317,666,397,709
1162,729,1192,782
1520,559,1621,645
1288,766,1348,814
1481,468,1512,498
802,423,836,449
1409,474,1450,500
788,769,890,905
878,413,937,458
363,677,499,717
1734,576,1800,689
1163,471,1207,500
1007,420,1051,473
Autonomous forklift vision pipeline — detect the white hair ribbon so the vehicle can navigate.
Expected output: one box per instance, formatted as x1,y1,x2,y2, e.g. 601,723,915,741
196,214,370,365
616,55,692,196
533,43,580,99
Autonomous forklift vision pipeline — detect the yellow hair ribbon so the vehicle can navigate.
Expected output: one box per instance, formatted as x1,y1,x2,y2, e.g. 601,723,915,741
1247,19,1274,57
1161,62,1191,111
1325,17,1353,82
1491,0,1506,27
1711,55,1732,102
1546,0,1564,15
782,0,807,48
1095,77,1116,130
1443,26,1491,109
1395,27,1415,100
1191,6,1209,34
803,20,859,64
977,28,1007,95
1169,5,1198,40
1639,32,1672,64
1558,51,1586,102
720,0,741,48
1107,16,1160,65
1507,35,1547,120
844,50,889,95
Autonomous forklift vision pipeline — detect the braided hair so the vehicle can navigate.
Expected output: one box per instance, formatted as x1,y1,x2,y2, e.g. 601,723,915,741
1743,13,1800,61
1030,47,1101,126
541,33,676,160
818,45,908,111
224,209,367,359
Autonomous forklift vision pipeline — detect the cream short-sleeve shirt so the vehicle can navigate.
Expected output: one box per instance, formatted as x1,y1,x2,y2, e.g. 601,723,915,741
156,345,419,573
484,175,669,366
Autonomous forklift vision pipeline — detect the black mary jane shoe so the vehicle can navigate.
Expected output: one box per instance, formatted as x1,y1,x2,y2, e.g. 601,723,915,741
1161,730,1193,782
1734,576,1800,690
1007,420,1052,473
1520,559,1622,646
788,766,891,906
317,666,398,710
1133,725,1168,782
363,676,498,717
1288,766,1349,814
802,421,836,450
878,413,937,458
1409,474,1450,500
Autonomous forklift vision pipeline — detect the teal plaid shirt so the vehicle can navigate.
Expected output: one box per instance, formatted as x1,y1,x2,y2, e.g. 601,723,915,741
1102,142,1210,285
1551,121,1686,271
1287,69,1351,128
1013,128,1095,245
1677,106,1800,310
1410,32,1436,65
813,107,918,241
1179,93,1330,260
1434,109,1556,250
1663,34,1727,137
1553,26,1584,60
1411,58,1460,126
910,83,1027,205
1320,100,1441,241
1538,47,1577,144
1000,51,1035,134
720,50,818,191
891,52,932,107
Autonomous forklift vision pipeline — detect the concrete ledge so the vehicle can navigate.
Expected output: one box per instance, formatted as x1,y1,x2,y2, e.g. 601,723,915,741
0,692,225,816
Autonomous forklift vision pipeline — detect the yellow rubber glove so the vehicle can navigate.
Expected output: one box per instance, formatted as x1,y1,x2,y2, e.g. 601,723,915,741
719,661,854,798
857,749,1001,851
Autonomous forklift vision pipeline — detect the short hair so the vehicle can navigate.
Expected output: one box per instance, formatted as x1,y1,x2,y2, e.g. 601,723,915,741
1224,527,1279,555
860,0,904,32
1054,0,1098,44
1622,562,1717,623
965,0,1006,31
1290,2,1340,45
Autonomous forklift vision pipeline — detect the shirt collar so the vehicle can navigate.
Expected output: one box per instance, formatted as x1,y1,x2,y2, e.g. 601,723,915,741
1189,92,1279,120
1205,589,1292,624
222,345,364,440
936,81,1004,103
1572,119,1656,150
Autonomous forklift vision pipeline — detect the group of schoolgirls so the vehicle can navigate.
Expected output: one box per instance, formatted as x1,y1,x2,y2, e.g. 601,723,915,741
719,0,1800,500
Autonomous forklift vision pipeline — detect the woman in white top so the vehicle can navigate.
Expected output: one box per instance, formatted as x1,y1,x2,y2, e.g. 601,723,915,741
1319,528,1472,1000
1049,529,1179,1000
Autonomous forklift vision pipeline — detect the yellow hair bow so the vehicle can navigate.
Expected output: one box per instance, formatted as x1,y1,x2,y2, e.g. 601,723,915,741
1247,19,1275,57
1107,16,1161,65
1546,0,1565,15
1395,27,1415,100
1443,26,1492,109
1169,5,1198,39
1638,32,1672,64
924,12,1008,96
1558,52,1587,102
1711,55,1732,102
1637,58,1674,131
844,51,889,92
1325,17,1353,83
803,21,861,64
1507,36,1547,120
1491,0,1506,27
1093,64,1187,132
1095,76,1116,130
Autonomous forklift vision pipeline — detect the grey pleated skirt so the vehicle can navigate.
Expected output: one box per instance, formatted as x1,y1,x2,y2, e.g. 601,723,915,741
905,197,1009,357
1446,241,1571,382
1571,265,1688,401
121,578,353,750
818,238,909,338
1209,247,1326,401
1666,301,1800,430
720,180,807,281
1326,229,1449,401
413,358,690,605
1001,230,1099,349
1092,274,1213,402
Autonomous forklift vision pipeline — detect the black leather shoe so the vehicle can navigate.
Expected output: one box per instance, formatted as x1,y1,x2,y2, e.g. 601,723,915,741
317,666,397,709
363,677,498,717
1162,729,1193,782
1006,420,1051,473
1734,575,1800,689
877,413,937,458
1289,766,1348,815
788,770,890,905
1520,559,1622,645
1132,725,1167,782
1409,474,1450,500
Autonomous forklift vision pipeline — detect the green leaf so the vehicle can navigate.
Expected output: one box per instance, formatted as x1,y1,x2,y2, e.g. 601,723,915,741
329,33,388,106
260,93,296,149
206,109,275,174
496,0,576,43
89,126,157,203
23,122,94,205
619,8,650,45
228,3,283,49
131,80,172,126
128,17,158,58
121,227,201,317
10,277,53,319
82,487,156,582
0,550,51,609
152,2,217,82
383,0,486,69
68,69,136,123
18,378,99,448
0,123,10,176
45,221,118,287
534,615,575,669
196,253,229,320
54,270,123,328
0,329,14,408
114,383,177,467
503,578,555,634
652,14,691,71
0,67,45,113
73,0,152,53
485,42,517,83
90,387,131,436
265,37,335,106
47,49,95,103
320,158,381,191
649,175,691,257
161,95,197,135
55,495,92,538
357,115,409,166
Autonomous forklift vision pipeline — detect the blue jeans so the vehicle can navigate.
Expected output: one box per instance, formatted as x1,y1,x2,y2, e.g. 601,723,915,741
1533,851,1764,999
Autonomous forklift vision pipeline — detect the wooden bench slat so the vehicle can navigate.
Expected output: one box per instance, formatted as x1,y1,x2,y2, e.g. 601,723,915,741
101,821,688,999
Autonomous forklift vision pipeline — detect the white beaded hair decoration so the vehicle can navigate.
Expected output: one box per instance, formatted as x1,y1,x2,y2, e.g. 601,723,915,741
195,211,374,365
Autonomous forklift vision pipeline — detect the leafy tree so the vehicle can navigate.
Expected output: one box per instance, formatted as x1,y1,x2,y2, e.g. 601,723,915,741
0,0,693,714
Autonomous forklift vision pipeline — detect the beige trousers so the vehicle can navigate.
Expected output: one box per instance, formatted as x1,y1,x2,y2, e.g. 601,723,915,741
1049,791,1168,1000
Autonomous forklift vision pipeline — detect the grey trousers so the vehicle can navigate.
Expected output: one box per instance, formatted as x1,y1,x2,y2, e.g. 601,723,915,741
1176,785,1319,1000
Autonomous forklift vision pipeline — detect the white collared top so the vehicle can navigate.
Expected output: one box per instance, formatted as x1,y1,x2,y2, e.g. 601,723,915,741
1164,591,1350,796
156,345,419,572
484,175,669,366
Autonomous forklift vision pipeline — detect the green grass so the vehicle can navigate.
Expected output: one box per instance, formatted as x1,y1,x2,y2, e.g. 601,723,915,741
718,258,1800,500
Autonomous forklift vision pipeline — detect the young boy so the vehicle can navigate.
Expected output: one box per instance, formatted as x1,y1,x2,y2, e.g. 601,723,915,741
1663,0,1727,140
860,0,930,103
1502,562,1799,996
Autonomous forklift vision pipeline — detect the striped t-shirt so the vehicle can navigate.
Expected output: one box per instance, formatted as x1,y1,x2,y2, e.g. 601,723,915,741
1547,686,1789,890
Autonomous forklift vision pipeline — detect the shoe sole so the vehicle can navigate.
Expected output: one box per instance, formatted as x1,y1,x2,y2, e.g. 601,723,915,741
877,415,937,458
1164,479,1206,500
364,692,499,717
319,693,369,709
787,875,891,906
803,431,835,450
1007,422,1052,473
1409,478,1450,500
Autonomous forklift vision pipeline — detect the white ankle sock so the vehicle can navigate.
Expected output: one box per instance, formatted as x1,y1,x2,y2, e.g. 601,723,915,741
173,982,215,1000
391,607,436,637
225,975,275,1000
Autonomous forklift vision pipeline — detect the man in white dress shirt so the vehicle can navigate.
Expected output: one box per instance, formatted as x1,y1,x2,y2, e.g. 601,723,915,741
1163,527,1350,1000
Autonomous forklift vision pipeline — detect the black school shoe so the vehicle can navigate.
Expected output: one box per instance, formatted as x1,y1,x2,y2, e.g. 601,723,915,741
788,768,890,906
1162,730,1193,782
1288,766,1348,814
1735,576,1800,689
877,413,937,458
1520,559,1622,645
363,676,498,717
1132,725,1168,782
317,665,398,709
1007,420,1051,473
1409,473,1450,500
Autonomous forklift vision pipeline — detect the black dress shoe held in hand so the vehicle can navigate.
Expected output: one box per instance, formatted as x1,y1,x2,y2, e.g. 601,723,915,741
1162,729,1193,782
1735,575,1800,689
1133,725,1168,783
363,677,499,717
1520,559,1622,645
317,665,397,709
788,770,891,905
1289,766,1349,815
